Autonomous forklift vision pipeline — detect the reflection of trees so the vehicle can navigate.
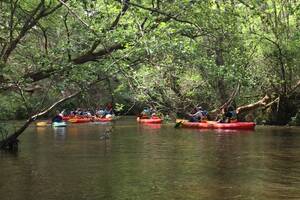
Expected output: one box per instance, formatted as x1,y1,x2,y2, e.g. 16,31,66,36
2,122,300,199
261,130,300,199
209,133,246,199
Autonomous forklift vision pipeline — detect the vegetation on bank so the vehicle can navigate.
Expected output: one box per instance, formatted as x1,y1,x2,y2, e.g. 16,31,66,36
0,0,300,149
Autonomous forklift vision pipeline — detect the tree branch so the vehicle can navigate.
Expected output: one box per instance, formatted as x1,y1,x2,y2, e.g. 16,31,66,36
57,0,98,36
236,94,271,114
211,83,240,114
289,80,300,95
109,0,130,30
0,90,80,149
72,43,125,64
115,0,196,27
1,0,66,63
63,12,72,61
39,25,48,54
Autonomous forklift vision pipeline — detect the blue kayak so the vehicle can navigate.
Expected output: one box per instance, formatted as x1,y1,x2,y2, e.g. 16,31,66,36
52,122,67,127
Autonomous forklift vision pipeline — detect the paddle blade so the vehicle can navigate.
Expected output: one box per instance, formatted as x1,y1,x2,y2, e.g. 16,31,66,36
174,121,183,128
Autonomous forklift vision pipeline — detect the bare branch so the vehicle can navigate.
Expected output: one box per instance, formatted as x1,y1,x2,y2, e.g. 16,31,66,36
236,94,271,114
63,12,72,61
72,43,125,64
115,0,196,27
289,80,300,95
1,1,65,63
0,90,80,149
16,82,31,113
57,0,98,36
211,83,241,115
109,0,130,30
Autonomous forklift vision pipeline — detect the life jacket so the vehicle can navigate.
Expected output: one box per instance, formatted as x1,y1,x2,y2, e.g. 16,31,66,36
201,110,208,116
229,111,237,120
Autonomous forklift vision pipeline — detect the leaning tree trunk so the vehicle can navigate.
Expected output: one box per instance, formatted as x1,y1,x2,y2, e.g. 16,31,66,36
0,77,107,151
236,80,300,125
0,91,80,151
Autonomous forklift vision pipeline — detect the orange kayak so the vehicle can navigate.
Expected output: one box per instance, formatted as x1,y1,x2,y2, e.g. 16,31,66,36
62,116,71,121
68,118,91,123
137,117,163,124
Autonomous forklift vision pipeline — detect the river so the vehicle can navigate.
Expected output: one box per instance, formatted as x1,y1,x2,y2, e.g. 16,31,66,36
1,117,300,200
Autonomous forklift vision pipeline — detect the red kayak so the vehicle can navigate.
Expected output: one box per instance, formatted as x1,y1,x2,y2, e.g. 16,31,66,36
68,118,91,123
137,117,163,124
177,120,255,130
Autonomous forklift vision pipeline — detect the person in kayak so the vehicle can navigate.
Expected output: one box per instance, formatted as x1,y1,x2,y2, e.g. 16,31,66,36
52,111,63,123
104,103,114,118
188,106,205,122
96,107,106,118
151,112,160,119
84,110,92,118
218,106,237,123
227,106,237,122
140,107,152,119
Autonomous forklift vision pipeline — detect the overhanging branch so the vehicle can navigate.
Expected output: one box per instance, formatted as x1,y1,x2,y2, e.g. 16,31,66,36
115,0,197,26
72,43,125,64
0,90,80,149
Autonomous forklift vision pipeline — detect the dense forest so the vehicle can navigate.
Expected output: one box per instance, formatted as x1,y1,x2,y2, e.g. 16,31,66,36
0,0,300,149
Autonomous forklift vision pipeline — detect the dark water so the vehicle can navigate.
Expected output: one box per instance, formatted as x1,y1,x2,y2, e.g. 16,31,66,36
1,117,300,200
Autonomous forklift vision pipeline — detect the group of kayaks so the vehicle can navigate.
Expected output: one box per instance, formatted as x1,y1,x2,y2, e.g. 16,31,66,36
36,116,256,130
36,116,114,127
67,117,113,123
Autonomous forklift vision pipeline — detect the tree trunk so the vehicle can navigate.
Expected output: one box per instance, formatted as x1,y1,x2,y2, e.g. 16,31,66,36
267,95,297,125
236,85,300,125
215,35,229,103
0,91,80,151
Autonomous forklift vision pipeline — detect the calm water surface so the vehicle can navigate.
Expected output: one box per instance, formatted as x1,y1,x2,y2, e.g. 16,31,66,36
1,117,300,200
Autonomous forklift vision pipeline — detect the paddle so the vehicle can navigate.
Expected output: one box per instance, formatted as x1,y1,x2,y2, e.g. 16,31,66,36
174,121,182,128
174,120,184,128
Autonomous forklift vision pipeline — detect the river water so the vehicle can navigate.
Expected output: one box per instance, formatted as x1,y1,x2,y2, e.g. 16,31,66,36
1,117,300,200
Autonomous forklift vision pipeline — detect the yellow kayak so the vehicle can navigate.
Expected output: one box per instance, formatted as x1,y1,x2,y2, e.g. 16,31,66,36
36,121,48,127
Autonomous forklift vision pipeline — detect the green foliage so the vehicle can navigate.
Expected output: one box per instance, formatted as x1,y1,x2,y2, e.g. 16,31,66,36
0,123,16,141
114,103,125,113
289,111,300,126
0,124,8,141
0,0,299,124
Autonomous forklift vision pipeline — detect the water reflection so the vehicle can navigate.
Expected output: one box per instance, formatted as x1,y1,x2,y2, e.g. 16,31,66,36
0,121,300,200
91,121,112,126
137,124,162,134
53,127,67,141
35,126,48,134
259,130,300,200
143,123,162,129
